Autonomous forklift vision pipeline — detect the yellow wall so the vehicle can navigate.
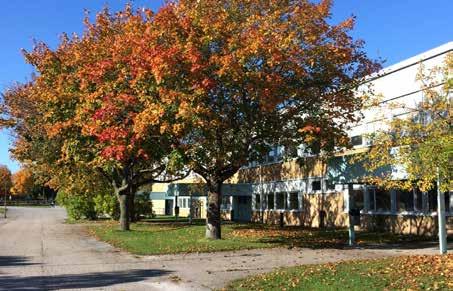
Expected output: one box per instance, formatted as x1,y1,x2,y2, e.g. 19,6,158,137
151,199,166,215
250,192,348,228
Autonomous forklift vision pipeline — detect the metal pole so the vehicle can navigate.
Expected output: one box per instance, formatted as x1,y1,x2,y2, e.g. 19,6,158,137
347,184,355,246
3,180,7,219
437,167,447,254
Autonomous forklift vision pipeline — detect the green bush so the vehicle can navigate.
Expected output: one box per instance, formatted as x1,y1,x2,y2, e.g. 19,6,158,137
134,194,154,220
94,193,120,220
56,190,97,220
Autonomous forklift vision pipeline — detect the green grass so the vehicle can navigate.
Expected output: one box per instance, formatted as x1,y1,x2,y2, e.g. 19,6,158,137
225,254,453,290
90,222,267,255
89,219,436,256
0,207,6,214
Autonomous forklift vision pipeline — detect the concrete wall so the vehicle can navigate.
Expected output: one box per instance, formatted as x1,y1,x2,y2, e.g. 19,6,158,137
360,214,453,236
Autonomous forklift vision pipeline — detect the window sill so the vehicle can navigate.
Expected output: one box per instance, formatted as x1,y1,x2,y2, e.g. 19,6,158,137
361,211,453,217
253,209,302,213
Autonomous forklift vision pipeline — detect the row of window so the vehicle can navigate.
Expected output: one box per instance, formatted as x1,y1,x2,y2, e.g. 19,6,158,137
254,192,300,211
350,186,451,213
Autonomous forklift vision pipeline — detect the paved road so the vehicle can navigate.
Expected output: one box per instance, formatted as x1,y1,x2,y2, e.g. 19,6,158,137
0,207,449,290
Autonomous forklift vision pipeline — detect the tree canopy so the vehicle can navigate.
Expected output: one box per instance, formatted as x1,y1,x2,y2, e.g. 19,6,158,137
1,1,378,235
362,53,452,192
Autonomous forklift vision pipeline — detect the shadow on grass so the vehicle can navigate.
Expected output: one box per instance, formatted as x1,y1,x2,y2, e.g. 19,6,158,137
0,269,170,290
228,223,444,250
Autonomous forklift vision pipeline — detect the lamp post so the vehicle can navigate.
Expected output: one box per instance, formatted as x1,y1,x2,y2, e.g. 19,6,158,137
3,179,7,219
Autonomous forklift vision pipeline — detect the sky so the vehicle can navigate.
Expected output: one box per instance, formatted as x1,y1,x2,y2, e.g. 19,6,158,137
0,0,452,173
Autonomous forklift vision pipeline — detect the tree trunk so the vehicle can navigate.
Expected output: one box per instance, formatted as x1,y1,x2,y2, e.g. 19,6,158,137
206,180,222,239
117,192,130,231
128,192,136,222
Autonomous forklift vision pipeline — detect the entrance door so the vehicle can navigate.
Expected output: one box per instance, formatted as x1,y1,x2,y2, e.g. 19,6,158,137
234,196,252,222
165,199,174,215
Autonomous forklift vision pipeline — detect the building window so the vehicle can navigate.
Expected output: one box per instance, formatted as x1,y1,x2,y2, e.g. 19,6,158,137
255,194,261,209
268,193,275,210
427,187,450,213
351,135,363,146
312,180,321,192
221,196,231,210
326,180,336,191
289,192,299,210
396,189,414,212
428,188,438,212
351,189,364,210
446,192,451,213
413,188,423,211
369,188,391,212
276,192,286,209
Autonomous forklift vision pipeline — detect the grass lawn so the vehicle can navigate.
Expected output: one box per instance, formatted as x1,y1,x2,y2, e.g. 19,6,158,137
225,254,453,290
89,219,437,256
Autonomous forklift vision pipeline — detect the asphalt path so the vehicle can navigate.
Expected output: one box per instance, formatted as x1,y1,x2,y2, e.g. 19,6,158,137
0,207,448,290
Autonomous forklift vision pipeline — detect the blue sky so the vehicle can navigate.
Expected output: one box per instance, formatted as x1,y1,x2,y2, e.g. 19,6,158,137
0,0,452,173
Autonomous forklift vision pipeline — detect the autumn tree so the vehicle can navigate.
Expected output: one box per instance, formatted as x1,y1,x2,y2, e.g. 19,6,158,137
145,0,379,239
3,6,187,230
0,165,12,198
11,168,35,197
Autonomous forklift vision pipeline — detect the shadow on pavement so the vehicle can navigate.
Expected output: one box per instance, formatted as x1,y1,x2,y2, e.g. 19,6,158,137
0,256,40,267
0,269,171,290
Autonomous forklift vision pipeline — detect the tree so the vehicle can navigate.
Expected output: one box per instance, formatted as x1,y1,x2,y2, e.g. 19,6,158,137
362,53,452,192
361,52,452,254
0,165,12,198
143,0,379,239
11,168,35,197
2,6,187,230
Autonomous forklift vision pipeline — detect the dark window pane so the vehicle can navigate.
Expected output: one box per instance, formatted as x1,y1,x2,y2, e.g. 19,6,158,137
268,193,274,210
255,194,261,209
375,188,391,211
351,189,364,210
397,189,414,211
428,187,438,212
222,196,231,209
289,192,299,210
326,180,336,191
414,188,423,211
276,192,286,209
445,192,451,212
351,135,363,146
369,188,376,211
312,181,321,191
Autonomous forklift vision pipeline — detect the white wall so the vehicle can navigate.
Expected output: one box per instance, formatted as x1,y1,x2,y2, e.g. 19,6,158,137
350,42,452,141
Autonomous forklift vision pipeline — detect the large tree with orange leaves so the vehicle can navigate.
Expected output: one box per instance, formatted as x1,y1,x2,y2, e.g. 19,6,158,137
140,0,379,239
2,6,187,230
2,1,378,236
11,168,35,197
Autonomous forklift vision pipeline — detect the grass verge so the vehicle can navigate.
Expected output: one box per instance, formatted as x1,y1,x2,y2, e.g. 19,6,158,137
224,254,453,290
88,219,437,256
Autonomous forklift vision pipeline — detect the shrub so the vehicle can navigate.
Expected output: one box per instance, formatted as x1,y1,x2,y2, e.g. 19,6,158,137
56,190,97,220
134,194,154,220
93,193,120,220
